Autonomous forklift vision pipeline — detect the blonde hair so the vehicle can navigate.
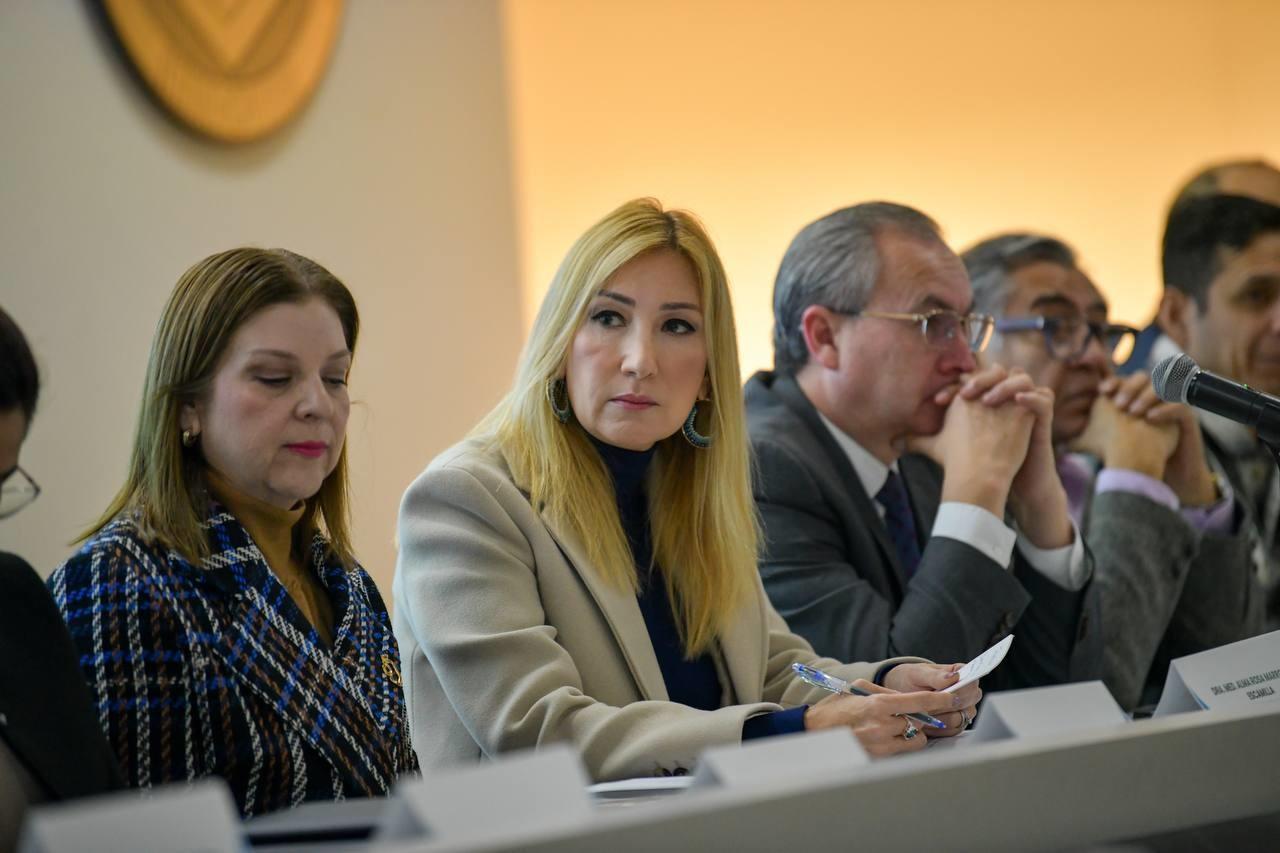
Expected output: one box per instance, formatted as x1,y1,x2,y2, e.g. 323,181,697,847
82,248,359,566
474,198,758,656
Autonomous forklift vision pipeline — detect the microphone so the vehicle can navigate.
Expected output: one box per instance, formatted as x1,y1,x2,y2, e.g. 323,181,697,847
1152,354,1280,446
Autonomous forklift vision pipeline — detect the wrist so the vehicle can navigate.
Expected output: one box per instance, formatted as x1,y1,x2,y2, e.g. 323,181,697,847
1173,469,1220,507
1103,442,1167,480
1010,484,1072,548
941,472,1012,516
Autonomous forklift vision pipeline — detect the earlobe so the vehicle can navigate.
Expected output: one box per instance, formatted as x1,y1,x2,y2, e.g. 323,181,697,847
800,306,841,370
179,402,200,436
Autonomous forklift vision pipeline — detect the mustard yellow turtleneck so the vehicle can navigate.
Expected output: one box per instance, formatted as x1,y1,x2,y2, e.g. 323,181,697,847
205,468,335,646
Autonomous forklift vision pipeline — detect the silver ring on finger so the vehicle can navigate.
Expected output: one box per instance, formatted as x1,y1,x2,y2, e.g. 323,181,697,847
902,718,919,740
959,708,972,730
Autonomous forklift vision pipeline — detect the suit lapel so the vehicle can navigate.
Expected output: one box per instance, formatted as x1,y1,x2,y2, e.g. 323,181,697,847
716,584,767,705
768,373,910,598
539,510,669,702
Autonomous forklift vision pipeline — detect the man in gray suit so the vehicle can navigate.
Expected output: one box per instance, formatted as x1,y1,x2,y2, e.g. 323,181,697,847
747,202,1101,692
962,233,1262,709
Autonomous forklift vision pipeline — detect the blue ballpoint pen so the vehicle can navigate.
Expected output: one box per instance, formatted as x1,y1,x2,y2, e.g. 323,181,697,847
791,662,947,729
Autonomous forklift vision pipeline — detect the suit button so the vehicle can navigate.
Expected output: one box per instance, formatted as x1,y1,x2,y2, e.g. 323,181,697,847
673,767,689,777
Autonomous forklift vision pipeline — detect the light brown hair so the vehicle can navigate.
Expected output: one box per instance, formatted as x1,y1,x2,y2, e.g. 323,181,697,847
83,248,359,565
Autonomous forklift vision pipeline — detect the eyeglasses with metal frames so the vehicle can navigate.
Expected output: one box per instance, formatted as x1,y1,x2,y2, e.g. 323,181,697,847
838,308,996,353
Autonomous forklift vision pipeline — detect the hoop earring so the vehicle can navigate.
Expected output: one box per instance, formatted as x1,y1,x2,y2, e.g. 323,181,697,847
546,378,571,424
682,402,713,449
181,429,197,448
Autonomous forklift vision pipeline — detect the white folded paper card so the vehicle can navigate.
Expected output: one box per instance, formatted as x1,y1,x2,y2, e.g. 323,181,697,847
376,744,593,845
967,680,1127,744
945,633,1014,693
20,779,240,853
692,727,868,792
1154,629,1280,717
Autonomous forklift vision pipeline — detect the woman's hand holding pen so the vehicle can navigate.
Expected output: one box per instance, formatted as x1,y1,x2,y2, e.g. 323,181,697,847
882,662,981,739
801,664,981,755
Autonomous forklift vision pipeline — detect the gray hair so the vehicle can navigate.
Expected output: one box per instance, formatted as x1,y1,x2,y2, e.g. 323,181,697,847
961,233,1078,319
772,202,943,373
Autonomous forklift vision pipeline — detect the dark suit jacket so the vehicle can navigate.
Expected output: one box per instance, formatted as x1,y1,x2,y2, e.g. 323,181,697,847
0,551,123,802
745,371,1102,690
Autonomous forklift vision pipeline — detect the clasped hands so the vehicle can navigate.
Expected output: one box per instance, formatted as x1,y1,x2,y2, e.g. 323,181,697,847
803,663,981,756
906,365,1072,550
1070,372,1217,507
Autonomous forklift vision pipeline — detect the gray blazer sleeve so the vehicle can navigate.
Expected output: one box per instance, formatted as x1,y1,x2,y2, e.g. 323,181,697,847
1087,490,1258,709
753,438,1030,666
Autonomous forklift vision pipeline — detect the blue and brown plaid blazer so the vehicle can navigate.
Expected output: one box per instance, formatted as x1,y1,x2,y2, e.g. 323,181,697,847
48,503,418,817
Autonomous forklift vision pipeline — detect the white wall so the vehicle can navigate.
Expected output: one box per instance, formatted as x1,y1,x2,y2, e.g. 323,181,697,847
0,0,523,595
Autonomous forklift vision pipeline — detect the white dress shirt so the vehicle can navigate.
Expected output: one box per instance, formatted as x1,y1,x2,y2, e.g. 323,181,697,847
817,413,1089,590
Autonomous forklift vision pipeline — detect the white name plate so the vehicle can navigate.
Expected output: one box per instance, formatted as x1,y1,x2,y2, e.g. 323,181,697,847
969,681,1127,743
376,744,593,845
693,726,868,792
20,779,240,853
1154,629,1280,716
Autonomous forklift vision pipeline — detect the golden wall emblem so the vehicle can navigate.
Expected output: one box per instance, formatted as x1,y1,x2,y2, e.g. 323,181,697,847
102,0,343,143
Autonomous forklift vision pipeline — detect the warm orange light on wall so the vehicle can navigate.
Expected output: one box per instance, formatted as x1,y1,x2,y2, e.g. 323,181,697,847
504,0,1280,376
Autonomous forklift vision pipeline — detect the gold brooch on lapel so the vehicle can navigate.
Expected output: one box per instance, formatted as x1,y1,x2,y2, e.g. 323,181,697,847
381,654,402,686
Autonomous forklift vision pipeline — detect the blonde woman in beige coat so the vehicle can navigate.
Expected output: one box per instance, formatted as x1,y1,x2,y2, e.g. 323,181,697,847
394,199,980,782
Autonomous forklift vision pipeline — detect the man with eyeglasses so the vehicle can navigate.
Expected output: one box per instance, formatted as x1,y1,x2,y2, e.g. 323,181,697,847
746,202,1099,693
963,233,1262,710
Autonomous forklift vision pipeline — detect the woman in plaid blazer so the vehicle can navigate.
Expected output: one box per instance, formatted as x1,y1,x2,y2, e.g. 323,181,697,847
48,249,416,817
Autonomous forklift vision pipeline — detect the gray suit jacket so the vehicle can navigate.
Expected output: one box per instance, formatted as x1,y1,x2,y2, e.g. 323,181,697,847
1086,485,1262,710
394,439,921,782
745,371,1102,691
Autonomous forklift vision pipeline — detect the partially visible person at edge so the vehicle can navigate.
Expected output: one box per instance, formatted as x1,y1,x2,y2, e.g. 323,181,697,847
1121,157,1280,375
0,306,123,850
1145,196,1280,629
963,234,1262,710
394,199,981,782
47,250,417,817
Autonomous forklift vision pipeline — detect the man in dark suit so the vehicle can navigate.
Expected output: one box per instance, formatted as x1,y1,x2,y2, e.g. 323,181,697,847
746,202,1100,691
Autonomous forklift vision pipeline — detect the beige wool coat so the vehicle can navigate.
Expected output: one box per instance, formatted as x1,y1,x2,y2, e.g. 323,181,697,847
393,439,921,781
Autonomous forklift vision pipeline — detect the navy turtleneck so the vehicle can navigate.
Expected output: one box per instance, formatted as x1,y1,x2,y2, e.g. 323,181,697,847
591,436,721,713
590,436,806,740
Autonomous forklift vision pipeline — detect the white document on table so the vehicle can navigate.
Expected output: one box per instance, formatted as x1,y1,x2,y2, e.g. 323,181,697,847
945,634,1014,693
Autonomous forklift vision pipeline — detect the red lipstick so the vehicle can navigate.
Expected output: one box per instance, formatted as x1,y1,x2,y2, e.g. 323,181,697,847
285,442,327,458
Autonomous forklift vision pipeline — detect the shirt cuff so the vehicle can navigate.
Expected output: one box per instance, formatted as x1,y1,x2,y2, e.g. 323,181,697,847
1181,484,1236,535
933,502,1016,569
1095,468,1178,510
1016,520,1090,591
1097,467,1236,534
742,706,808,741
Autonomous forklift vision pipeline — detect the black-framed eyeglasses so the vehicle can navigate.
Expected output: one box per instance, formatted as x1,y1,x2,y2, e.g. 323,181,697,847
0,465,40,519
838,309,996,353
995,316,1139,363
